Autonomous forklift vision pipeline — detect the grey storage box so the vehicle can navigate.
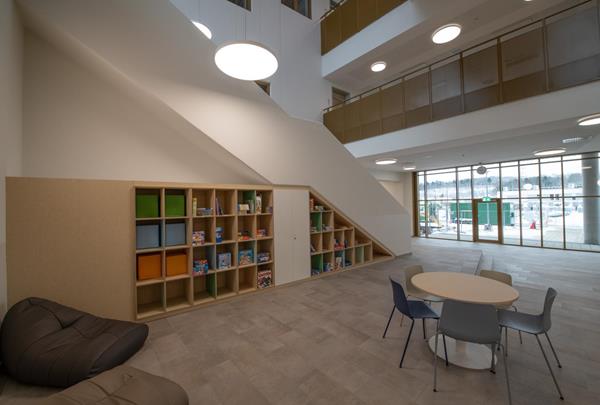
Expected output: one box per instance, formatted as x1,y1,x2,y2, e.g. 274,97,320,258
166,222,186,246
136,224,161,250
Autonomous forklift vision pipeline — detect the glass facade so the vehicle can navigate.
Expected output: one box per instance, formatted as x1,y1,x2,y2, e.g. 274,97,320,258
416,153,600,252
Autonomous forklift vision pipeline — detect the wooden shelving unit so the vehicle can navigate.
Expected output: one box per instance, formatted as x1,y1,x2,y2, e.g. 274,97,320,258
135,186,274,319
309,192,392,276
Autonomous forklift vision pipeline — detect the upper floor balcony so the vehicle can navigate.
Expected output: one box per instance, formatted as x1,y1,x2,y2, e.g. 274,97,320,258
323,0,600,145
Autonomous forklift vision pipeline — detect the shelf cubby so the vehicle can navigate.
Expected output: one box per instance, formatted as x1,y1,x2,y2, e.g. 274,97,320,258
237,215,256,241
136,251,163,282
193,273,216,303
165,249,188,278
216,269,237,298
165,219,187,247
322,211,334,232
256,214,273,238
135,188,161,219
237,190,256,214
365,244,373,262
215,189,236,216
192,217,214,246
238,266,257,294
238,240,256,267
334,250,345,271
137,283,164,318
164,189,187,217
257,239,273,264
192,188,214,217
333,230,345,251
344,247,354,267
310,212,322,233
311,254,323,276
355,245,364,265
255,190,273,214
322,231,334,251
257,266,273,289
344,228,355,248
311,233,322,254
193,245,215,274
215,216,235,243
216,243,236,270
323,251,334,273
136,220,162,251
166,278,191,311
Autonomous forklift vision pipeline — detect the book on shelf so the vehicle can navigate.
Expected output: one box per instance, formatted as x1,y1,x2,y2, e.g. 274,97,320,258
192,231,205,246
215,227,223,243
257,252,270,263
193,259,209,274
258,269,272,289
217,252,231,269
215,197,223,215
238,249,254,266
192,197,198,216
255,194,262,214
309,198,314,211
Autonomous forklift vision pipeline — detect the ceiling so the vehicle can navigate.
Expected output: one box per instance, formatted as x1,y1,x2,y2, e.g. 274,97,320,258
360,118,600,175
326,0,582,94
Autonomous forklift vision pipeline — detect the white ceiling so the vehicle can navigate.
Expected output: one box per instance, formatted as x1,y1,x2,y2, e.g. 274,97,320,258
326,0,581,94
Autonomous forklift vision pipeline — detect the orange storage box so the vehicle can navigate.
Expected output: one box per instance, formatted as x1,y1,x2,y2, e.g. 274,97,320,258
166,252,188,277
137,253,161,281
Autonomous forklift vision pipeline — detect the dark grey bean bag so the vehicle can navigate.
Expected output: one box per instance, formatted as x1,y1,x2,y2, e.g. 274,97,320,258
0,297,148,388
38,365,188,405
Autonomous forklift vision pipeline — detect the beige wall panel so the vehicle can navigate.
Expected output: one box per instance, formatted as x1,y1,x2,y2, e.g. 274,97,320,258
7,177,134,320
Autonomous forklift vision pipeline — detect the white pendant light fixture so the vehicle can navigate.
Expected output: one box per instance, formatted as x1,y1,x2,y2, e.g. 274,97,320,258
533,148,566,157
402,163,416,171
193,21,212,39
214,7,278,81
371,61,387,72
432,23,462,44
577,113,600,126
375,158,398,165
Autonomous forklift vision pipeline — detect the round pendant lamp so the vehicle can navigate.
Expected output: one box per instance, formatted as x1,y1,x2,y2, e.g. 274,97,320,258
215,41,278,81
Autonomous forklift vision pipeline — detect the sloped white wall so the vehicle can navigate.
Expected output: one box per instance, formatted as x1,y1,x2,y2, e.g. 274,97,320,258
0,0,23,316
19,0,411,255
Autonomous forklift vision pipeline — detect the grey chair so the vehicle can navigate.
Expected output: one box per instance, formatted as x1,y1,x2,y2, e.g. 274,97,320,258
433,300,511,405
400,265,443,326
498,288,564,400
479,269,523,345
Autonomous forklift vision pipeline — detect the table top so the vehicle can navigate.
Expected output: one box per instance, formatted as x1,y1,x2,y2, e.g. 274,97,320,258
411,272,519,307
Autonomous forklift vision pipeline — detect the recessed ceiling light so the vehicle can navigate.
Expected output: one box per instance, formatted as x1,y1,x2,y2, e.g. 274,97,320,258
192,21,212,39
214,41,278,81
562,137,585,144
370,61,387,72
577,113,600,126
432,24,462,44
403,163,417,171
533,148,566,157
375,158,397,165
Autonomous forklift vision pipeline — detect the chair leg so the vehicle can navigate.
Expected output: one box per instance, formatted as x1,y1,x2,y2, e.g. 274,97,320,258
490,343,496,374
504,326,509,356
442,334,449,367
535,334,565,400
399,319,415,368
513,306,523,344
433,320,439,392
382,307,394,339
500,344,513,405
422,318,427,340
544,332,562,368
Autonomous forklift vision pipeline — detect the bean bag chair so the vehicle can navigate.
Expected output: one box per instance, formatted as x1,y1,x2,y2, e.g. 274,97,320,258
38,366,188,405
0,297,148,387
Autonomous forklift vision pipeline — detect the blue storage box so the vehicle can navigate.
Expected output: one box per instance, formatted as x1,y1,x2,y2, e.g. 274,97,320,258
165,222,186,246
136,224,160,250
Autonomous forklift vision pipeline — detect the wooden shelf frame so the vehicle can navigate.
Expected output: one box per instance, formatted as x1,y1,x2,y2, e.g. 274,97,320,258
135,185,275,319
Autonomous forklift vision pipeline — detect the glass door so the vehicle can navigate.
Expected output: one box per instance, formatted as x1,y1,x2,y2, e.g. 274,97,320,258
472,198,503,243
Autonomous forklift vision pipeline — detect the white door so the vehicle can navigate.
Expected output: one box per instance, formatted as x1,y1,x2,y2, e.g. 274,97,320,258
274,188,310,285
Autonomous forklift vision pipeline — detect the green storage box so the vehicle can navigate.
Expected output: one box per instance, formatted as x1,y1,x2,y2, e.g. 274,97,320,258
136,194,159,218
165,194,186,217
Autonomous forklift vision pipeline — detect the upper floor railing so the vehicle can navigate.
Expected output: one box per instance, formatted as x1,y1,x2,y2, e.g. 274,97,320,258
323,0,600,144
320,0,407,54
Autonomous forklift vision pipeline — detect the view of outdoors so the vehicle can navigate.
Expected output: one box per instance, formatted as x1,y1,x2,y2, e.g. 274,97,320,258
417,153,600,252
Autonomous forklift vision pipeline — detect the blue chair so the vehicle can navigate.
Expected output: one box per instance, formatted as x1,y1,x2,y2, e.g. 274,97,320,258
383,277,448,368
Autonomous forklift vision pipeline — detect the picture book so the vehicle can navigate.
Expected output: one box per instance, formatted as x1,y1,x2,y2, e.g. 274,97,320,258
258,269,272,289
238,249,254,266
217,252,231,269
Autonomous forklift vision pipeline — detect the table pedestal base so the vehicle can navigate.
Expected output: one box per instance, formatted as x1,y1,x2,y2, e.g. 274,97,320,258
428,334,497,370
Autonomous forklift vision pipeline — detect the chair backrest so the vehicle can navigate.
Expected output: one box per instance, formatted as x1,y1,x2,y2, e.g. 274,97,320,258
389,277,411,317
439,300,501,345
479,269,512,286
403,265,424,293
542,288,558,332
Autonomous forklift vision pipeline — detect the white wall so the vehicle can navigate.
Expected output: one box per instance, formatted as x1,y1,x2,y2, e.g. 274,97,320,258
0,0,23,316
23,31,266,185
170,0,331,123
379,173,414,236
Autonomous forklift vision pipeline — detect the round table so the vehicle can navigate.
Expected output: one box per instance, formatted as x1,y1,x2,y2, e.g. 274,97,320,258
412,272,519,370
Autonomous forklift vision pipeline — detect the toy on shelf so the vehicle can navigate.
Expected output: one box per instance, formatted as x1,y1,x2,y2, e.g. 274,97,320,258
238,204,250,215
266,206,273,214
309,198,315,211
197,208,212,217
334,239,344,251
238,249,254,266
192,231,205,246
217,252,231,269
238,230,252,241
323,224,333,231
257,252,270,263
255,194,262,214
324,262,332,272
258,269,272,289
257,228,268,238
215,227,223,243
334,256,343,270
193,259,209,274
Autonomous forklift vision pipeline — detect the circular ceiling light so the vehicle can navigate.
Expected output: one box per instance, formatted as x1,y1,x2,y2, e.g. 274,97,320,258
562,137,585,144
533,148,566,157
577,113,600,127
193,21,212,39
432,24,462,44
214,41,278,81
370,61,387,72
375,158,398,165
403,163,417,171
476,165,487,175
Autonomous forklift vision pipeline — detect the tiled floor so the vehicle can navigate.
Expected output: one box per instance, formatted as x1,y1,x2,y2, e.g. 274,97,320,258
1,238,599,404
